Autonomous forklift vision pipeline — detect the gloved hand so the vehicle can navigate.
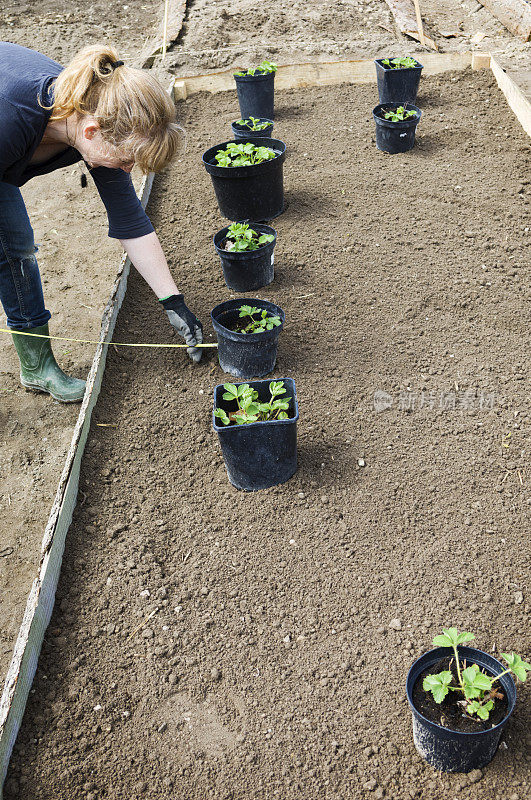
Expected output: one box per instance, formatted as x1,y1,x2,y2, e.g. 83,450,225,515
159,294,203,363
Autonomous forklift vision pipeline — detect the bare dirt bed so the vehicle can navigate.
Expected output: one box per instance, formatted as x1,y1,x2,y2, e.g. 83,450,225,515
5,70,529,800
2,0,529,704
165,0,529,87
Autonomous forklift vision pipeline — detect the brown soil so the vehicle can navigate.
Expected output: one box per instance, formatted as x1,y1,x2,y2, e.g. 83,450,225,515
165,0,528,77
2,0,529,696
5,71,530,799
412,656,509,733
0,0,161,65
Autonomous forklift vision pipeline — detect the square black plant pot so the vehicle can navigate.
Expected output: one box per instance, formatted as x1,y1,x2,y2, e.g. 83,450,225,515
213,377,298,491
375,58,423,105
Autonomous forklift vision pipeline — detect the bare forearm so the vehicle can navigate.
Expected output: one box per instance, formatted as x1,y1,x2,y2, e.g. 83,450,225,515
120,231,180,299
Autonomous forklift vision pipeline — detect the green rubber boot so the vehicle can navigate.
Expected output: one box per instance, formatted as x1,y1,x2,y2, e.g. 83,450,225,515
11,324,86,403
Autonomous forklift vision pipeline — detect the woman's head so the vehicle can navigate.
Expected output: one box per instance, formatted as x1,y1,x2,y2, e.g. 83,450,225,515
48,44,182,174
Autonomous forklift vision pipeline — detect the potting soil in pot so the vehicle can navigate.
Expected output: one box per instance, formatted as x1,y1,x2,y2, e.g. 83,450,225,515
8,70,530,800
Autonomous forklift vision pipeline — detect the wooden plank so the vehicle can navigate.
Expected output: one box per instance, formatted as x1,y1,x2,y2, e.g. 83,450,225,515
472,52,492,70
384,0,438,50
137,0,187,68
175,53,474,98
479,0,531,42
490,55,531,137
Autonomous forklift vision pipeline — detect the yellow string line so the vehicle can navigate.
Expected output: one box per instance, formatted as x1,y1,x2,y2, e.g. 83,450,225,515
1,328,218,349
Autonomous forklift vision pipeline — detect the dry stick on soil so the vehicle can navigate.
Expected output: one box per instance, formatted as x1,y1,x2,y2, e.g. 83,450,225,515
412,0,426,47
384,0,438,49
162,0,169,60
127,608,159,640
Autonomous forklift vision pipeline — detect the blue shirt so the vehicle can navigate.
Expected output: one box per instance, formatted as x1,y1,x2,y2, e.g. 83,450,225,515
0,42,154,239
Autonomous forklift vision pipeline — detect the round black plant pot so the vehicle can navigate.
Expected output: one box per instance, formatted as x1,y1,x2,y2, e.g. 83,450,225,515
373,104,421,154
234,70,275,120
213,224,277,292
231,118,274,140
211,298,284,380
406,646,516,773
202,138,286,222
374,58,423,105
213,377,298,491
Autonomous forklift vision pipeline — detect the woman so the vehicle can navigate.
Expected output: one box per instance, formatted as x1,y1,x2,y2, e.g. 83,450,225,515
0,41,203,403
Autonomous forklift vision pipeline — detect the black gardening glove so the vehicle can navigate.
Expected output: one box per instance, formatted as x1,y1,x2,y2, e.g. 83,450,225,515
160,294,203,363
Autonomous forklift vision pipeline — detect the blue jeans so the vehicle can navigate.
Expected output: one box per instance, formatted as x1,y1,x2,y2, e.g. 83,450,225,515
0,181,51,330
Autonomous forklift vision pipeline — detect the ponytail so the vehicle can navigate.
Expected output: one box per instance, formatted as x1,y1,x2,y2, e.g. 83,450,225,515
46,44,182,173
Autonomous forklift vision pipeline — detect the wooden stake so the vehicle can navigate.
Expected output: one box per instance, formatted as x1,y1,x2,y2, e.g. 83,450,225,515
412,0,426,47
162,0,170,60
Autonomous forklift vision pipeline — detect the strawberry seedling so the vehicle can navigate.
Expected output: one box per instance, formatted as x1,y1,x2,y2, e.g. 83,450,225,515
236,305,281,334
215,380,290,426
236,116,272,131
215,142,277,167
381,57,419,69
224,223,274,253
423,627,530,722
383,106,418,122
234,60,278,77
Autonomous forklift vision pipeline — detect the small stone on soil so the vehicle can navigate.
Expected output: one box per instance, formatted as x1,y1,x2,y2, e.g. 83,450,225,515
467,769,483,784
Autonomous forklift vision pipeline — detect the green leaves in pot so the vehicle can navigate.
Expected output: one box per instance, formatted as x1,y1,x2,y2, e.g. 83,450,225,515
237,116,272,131
237,305,281,334
224,223,274,253
382,106,418,122
381,57,418,69
422,627,531,722
215,142,277,167
215,380,290,426
234,60,278,77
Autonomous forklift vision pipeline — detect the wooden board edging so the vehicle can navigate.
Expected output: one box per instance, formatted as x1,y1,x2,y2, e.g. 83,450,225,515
490,55,531,137
172,52,477,99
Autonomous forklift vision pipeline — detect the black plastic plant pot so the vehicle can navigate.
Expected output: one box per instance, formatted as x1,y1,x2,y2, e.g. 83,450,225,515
213,224,277,292
211,298,284,380
202,138,286,222
234,70,275,120
212,377,298,491
375,58,423,104
231,118,274,140
373,104,421,154
406,646,516,773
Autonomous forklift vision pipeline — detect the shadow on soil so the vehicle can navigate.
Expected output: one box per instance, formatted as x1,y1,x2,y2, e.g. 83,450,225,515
282,189,337,218
273,105,305,121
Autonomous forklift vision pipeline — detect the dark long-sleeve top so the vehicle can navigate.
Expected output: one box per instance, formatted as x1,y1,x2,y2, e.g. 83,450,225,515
0,42,154,239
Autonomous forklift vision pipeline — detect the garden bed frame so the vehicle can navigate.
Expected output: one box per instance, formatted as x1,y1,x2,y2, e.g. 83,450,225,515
1,51,530,796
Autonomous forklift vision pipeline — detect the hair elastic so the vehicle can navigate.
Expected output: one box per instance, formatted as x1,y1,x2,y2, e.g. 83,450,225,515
110,60,124,70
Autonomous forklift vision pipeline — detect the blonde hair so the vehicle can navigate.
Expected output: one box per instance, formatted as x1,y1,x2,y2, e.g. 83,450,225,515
47,44,182,174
